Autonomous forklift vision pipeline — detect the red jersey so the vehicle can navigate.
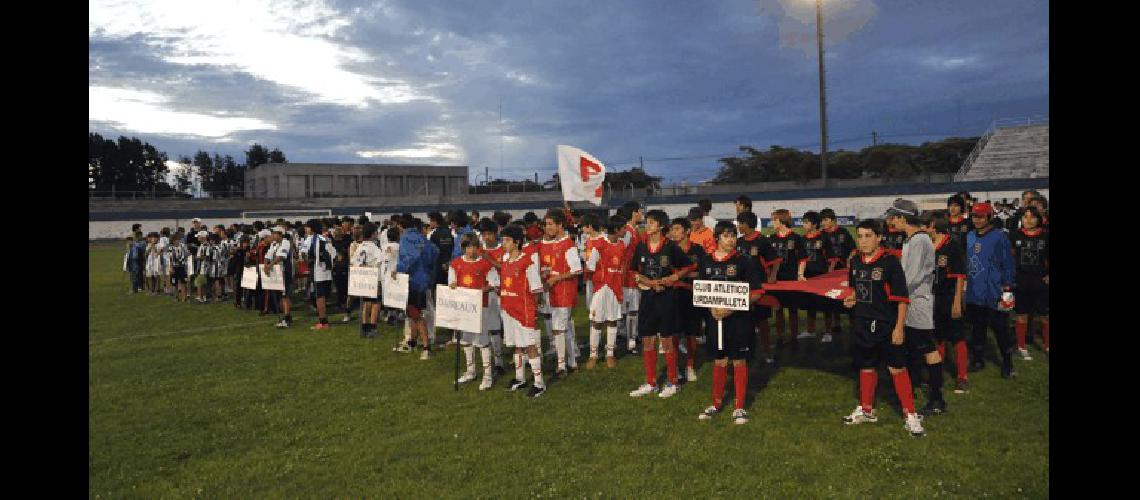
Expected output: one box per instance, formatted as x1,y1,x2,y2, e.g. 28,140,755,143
582,234,607,285
481,242,505,265
449,255,493,306
499,252,543,328
539,235,581,308
621,223,644,288
587,239,627,303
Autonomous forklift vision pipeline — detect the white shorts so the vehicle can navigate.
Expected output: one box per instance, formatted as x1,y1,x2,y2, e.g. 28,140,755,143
623,287,641,313
460,329,490,347
484,293,503,331
502,312,539,348
548,307,572,331
589,287,623,323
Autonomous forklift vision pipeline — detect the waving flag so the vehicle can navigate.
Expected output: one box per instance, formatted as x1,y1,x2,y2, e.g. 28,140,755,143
556,145,606,205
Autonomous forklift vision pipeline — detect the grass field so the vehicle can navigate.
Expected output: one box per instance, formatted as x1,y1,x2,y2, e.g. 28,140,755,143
89,241,1048,497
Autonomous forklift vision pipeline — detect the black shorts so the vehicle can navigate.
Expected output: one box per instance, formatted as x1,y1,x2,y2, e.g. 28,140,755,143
754,305,772,321
283,273,294,296
314,280,332,299
1014,287,1049,315
704,312,754,361
851,317,907,369
172,266,187,284
638,288,676,337
673,290,705,336
904,326,937,356
933,295,965,342
406,290,428,319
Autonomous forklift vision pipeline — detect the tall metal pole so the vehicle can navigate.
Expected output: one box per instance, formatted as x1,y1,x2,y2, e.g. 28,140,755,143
815,0,829,185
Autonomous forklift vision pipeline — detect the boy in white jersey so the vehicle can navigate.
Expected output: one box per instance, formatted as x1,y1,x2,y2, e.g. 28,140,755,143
352,223,384,338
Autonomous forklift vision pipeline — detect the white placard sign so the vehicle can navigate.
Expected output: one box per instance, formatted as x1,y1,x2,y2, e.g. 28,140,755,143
241,266,258,289
382,272,409,309
187,256,195,275
259,264,286,291
691,280,751,311
434,285,483,334
348,266,379,298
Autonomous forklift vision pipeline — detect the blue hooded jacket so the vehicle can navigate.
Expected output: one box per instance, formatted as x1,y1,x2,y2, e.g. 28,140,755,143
965,226,1016,309
397,229,439,293
451,225,473,259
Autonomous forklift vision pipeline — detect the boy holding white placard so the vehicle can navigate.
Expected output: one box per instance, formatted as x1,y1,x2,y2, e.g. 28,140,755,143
449,233,496,390
352,223,385,339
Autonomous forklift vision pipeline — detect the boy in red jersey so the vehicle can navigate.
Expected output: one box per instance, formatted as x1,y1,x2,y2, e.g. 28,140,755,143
539,209,582,379
498,225,548,398
618,202,646,353
579,213,608,313
449,233,497,390
479,219,506,376
585,216,627,369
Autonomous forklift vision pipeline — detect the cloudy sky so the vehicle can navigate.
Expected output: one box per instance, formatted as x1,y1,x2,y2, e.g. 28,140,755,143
89,0,1048,184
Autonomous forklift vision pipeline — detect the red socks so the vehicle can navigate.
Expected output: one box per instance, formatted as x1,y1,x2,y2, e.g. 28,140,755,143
686,337,697,367
643,347,657,386
936,341,946,360
955,341,969,381
733,364,748,410
665,340,678,385
859,370,877,412
1015,318,1028,349
892,369,915,415
1042,319,1050,350
712,365,727,408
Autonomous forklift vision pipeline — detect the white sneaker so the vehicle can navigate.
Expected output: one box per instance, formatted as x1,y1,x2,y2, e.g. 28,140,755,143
698,405,720,420
629,383,658,397
821,333,833,343
1017,348,1033,361
696,336,706,345
275,319,290,329
478,379,493,391
686,366,699,382
341,314,352,323
420,350,433,360
904,412,926,437
765,355,775,364
678,342,688,355
797,331,816,340
843,406,878,425
457,373,476,384
658,384,679,398
732,409,749,425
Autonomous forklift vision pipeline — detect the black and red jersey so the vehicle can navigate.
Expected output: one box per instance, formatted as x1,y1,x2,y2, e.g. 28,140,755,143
932,233,966,297
822,226,855,269
736,231,779,271
947,214,971,252
801,230,832,277
673,240,708,289
847,248,909,323
769,230,805,281
1010,227,1049,292
696,249,766,303
632,237,692,283
881,227,907,258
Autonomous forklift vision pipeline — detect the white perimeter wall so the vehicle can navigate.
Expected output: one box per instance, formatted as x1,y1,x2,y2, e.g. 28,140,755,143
90,188,1046,239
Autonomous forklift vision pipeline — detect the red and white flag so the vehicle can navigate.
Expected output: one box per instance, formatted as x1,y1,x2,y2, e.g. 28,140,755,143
556,145,605,205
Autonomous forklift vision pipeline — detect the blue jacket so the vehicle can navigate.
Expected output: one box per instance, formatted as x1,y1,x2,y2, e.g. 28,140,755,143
451,225,473,259
965,226,1015,308
397,229,439,293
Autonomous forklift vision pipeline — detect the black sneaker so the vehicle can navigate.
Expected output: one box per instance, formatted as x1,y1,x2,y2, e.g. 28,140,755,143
507,379,528,391
1001,361,1016,379
954,380,970,394
920,399,947,417
526,385,546,398
493,366,506,378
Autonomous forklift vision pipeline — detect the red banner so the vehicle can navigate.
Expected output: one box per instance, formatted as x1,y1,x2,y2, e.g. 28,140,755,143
762,269,853,301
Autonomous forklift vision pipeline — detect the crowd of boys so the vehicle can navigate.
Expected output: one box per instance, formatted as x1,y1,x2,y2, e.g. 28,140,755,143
123,188,1048,436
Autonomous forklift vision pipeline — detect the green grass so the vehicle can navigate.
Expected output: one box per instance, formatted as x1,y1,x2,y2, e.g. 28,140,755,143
90,242,1048,497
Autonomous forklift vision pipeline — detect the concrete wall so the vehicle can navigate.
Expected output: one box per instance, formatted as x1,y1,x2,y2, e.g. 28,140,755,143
244,163,469,199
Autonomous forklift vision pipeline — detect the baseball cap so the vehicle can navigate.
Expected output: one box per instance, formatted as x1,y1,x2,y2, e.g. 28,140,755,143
970,202,994,217
882,198,919,218
272,226,286,233
191,217,201,223
258,229,272,238
196,231,208,238
686,207,703,221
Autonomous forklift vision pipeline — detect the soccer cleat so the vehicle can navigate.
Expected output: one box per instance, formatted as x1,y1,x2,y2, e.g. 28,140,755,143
526,385,546,398
696,336,706,345
796,331,815,340
275,319,291,329
629,383,658,397
732,409,749,425
493,366,506,378
820,333,833,343
420,349,433,360
686,366,699,382
920,399,947,417
1001,363,1016,379
765,355,776,365
507,379,528,391
658,384,679,398
457,373,477,384
586,357,598,370
843,406,878,425
341,314,352,323
698,405,721,420
478,379,493,391
606,357,617,368
393,342,413,353
904,413,926,437
310,323,330,331
1017,348,1033,361
554,369,568,380
627,341,638,354
954,380,970,394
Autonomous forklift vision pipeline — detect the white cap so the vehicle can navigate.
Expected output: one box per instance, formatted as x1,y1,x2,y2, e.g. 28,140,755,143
258,229,271,238
272,226,286,233
191,218,201,223
196,231,209,238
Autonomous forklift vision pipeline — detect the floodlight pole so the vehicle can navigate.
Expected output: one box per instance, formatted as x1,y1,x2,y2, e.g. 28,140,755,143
816,0,829,186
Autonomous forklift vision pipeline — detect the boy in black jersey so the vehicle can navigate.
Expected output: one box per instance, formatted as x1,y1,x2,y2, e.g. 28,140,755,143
628,210,693,399
696,221,767,425
797,211,832,340
881,202,907,258
1011,207,1049,358
924,212,970,393
669,216,708,382
820,208,855,342
946,195,971,253
735,211,779,363
769,209,806,346
841,220,925,437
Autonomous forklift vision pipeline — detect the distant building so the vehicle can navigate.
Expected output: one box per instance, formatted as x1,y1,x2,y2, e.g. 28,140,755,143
244,163,469,199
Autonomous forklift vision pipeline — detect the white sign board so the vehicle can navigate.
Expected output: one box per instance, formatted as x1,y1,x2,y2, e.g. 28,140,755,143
241,266,259,289
692,280,751,311
382,272,409,309
259,264,286,291
187,256,195,275
348,266,379,298
434,285,483,334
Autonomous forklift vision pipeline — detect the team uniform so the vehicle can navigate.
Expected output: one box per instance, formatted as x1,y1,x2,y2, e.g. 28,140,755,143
145,241,162,278
823,225,855,270
449,255,497,389
882,227,906,259
630,236,692,393
1010,227,1049,355
481,241,506,371
737,231,780,329
620,223,645,349
801,230,831,278
770,229,806,340
539,235,582,373
586,238,626,363
582,234,607,306
499,249,548,395
170,241,189,286
932,234,969,388
947,214,971,253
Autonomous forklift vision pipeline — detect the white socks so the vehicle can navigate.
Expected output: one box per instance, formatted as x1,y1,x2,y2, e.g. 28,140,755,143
515,353,526,381
480,346,493,380
463,345,476,376
627,313,639,348
589,325,601,358
490,333,504,367
528,356,544,388
553,331,567,370
606,325,618,358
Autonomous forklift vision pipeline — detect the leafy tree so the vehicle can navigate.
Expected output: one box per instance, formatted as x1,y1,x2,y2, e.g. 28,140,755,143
245,144,270,170
268,148,287,164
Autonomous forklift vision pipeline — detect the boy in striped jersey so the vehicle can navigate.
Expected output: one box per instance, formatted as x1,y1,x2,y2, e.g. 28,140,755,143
352,223,385,338
169,235,190,302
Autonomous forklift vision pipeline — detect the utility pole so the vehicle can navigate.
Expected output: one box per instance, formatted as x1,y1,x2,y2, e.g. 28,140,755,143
815,0,829,186
956,99,962,131
499,97,504,181
872,131,878,146
639,156,644,170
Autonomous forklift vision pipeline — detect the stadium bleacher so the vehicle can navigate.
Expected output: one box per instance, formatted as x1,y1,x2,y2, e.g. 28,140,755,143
955,119,1049,181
